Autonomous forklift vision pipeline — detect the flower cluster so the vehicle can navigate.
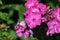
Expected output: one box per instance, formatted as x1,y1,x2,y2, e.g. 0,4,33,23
25,0,39,9
51,8,60,22
46,8,60,36
25,0,49,29
46,19,60,36
14,21,33,38
14,0,60,38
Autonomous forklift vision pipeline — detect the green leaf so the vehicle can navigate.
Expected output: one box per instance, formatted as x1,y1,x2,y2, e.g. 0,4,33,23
7,4,26,22
47,2,55,8
2,32,8,36
18,5,26,22
0,12,9,20
0,0,3,5
12,4,20,10
20,37,38,40
7,20,14,25
20,37,28,40
8,29,17,39
28,37,38,40
8,10,14,17
57,0,60,2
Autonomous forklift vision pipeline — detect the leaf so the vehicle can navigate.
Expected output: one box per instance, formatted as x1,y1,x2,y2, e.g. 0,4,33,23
0,0,3,5
7,20,14,25
8,10,14,17
0,12,9,21
17,5,26,22
57,0,60,2
20,37,28,40
28,37,38,40
20,37,38,40
8,29,17,39
8,4,26,22
47,2,55,8
2,32,8,36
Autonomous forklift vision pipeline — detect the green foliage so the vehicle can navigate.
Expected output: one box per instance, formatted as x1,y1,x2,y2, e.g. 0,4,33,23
8,29,17,40
0,0,3,5
20,37,38,40
0,12,9,21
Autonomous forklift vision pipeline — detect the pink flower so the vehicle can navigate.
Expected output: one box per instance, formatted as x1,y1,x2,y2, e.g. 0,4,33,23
29,30,33,36
29,7,40,13
14,21,33,38
23,30,33,38
25,0,39,9
38,3,49,15
23,30,30,38
46,19,60,36
16,30,24,37
24,8,40,16
14,21,26,37
51,8,60,22
41,17,47,22
24,0,49,29
25,12,41,29
14,21,26,31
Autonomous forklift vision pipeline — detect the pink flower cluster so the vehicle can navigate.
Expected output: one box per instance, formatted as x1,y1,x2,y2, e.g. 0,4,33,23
46,19,60,36
14,21,33,38
51,8,60,22
14,0,60,38
25,0,39,9
25,0,49,29
46,8,60,36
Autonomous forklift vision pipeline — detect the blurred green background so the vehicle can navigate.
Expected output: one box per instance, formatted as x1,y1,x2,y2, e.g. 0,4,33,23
0,0,60,40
